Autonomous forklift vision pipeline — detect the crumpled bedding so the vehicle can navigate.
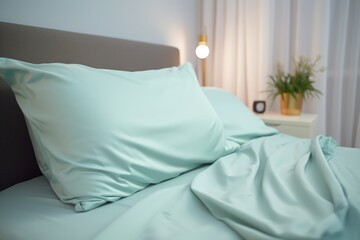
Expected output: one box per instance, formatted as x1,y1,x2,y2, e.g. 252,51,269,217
1,134,359,240
93,134,358,240
192,134,347,240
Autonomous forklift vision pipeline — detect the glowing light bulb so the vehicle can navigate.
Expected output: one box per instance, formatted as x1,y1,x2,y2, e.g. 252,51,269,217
196,34,209,59
196,44,209,59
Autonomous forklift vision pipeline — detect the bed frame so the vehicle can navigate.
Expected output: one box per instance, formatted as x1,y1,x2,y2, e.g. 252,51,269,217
0,22,180,191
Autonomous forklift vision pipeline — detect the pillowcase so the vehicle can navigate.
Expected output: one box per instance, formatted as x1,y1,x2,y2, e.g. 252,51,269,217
0,58,238,212
202,87,278,144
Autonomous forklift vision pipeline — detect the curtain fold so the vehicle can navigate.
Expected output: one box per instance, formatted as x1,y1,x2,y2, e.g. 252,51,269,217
200,0,360,147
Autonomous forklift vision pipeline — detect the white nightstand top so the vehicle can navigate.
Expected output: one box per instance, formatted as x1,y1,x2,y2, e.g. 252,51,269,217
256,112,318,138
258,112,318,127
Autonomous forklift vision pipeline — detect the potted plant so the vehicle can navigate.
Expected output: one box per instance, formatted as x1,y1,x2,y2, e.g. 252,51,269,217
267,56,324,115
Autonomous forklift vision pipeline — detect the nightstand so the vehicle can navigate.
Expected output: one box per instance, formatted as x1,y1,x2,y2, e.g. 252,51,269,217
258,113,318,138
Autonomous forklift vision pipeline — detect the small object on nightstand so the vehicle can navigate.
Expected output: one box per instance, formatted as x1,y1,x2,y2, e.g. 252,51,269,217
253,101,266,113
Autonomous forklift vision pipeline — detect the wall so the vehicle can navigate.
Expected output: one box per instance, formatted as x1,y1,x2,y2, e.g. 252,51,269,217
0,0,199,65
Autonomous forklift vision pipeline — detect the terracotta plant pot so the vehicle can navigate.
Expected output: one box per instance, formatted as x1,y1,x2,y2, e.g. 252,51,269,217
280,93,303,115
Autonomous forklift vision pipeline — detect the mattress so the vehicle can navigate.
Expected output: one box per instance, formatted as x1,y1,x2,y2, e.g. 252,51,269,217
1,134,359,240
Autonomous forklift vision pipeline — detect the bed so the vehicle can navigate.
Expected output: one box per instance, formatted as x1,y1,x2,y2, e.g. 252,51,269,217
0,22,359,240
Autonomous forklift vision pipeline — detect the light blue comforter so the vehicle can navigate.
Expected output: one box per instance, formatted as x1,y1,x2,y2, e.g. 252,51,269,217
192,134,348,240
92,134,358,240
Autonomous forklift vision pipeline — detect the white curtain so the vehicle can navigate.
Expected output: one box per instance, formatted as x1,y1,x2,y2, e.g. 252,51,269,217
200,0,360,147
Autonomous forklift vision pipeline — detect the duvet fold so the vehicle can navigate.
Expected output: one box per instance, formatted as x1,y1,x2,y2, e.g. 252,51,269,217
191,134,348,240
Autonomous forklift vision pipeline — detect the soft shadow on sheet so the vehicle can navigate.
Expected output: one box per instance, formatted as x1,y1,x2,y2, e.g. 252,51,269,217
94,182,240,240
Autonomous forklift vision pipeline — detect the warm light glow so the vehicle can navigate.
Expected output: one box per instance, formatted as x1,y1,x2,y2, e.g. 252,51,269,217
196,44,210,59
196,34,209,59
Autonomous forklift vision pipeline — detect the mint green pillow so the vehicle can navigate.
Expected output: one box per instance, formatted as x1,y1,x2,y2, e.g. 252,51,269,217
0,58,238,212
202,87,278,144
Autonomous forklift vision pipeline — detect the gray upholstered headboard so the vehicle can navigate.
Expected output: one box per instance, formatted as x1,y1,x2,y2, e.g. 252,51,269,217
0,22,180,191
